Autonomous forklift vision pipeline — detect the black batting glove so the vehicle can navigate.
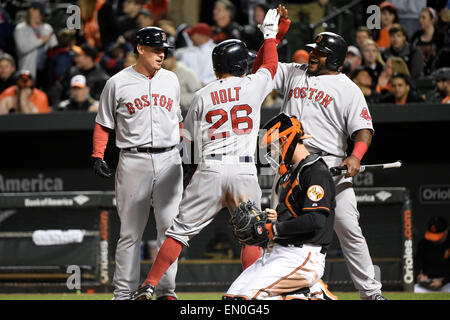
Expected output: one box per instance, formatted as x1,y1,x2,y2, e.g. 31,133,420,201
92,157,113,178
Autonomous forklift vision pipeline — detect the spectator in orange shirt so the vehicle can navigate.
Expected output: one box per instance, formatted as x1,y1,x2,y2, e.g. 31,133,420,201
374,2,399,51
142,0,168,25
0,69,50,114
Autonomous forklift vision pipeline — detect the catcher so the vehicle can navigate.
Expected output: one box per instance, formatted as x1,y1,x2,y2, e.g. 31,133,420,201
224,113,338,300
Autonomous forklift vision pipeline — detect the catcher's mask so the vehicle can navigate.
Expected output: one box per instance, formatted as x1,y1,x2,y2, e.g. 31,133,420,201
260,113,312,174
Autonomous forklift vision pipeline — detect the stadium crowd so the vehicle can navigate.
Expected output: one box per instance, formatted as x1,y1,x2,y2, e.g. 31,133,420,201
0,0,449,115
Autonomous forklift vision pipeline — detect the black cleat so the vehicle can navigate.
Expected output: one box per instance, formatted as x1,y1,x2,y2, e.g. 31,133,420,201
132,284,155,300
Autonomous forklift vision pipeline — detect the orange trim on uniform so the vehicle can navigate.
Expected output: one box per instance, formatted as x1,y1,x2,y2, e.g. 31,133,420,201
302,207,330,212
284,295,309,300
253,252,311,299
318,279,339,300
285,179,299,217
222,294,235,299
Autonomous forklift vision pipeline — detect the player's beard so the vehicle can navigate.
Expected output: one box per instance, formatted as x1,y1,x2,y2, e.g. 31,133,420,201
306,59,326,76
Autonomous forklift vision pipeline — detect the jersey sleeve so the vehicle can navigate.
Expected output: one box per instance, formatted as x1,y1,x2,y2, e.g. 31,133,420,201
95,78,117,130
252,68,274,99
346,87,374,139
301,169,335,215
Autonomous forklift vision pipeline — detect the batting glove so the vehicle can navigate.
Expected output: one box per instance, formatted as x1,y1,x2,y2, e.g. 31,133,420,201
92,157,113,178
259,8,280,40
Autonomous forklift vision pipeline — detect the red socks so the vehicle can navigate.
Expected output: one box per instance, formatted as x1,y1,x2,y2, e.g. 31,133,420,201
143,237,183,287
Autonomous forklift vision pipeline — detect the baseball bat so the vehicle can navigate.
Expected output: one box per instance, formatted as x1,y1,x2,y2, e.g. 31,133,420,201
329,160,402,176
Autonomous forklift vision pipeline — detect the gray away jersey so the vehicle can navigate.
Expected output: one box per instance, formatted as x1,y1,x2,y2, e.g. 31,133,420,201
274,63,374,157
183,68,273,159
96,66,182,149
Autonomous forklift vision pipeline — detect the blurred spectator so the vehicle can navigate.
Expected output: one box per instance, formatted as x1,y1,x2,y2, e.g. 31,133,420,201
69,44,109,100
136,8,155,29
373,1,399,51
0,53,16,94
58,75,98,112
0,70,50,114
173,23,192,50
239,2,266,51
293,49,309,64
167,0,200,28
142,0,169,25
0,6,15,56
13,1,58,85
343,45,362,77
46,29,77,106
80,0,118,50
411,7,446,77
350,67,382,104
118,0,144,43
355,26,373,51
162,51,202,112
382,24,424,79
123,52,138,68
158,19,178,47
379,73,424,104
390,0,426,40
211,0,242,43
100,36,134,76
291,0,331,34
414,216,450,293
376,56,411,95
176,22,216,86
361,39,385,88
427,67,450,104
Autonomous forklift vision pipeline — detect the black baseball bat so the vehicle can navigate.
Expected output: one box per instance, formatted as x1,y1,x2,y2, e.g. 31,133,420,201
329,160,402,176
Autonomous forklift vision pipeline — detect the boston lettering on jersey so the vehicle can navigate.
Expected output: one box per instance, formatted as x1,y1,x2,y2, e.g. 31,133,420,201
125,94,174,115
287,87,334,108
210,87,241,105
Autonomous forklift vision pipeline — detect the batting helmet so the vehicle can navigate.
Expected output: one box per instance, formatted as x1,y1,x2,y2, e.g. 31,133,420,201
212,39,249,77
260,113,312,174
134,26,172,54
305,32,348,71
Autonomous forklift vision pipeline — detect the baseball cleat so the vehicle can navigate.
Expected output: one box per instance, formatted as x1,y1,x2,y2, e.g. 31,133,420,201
132,284,155,300
363,294,388,300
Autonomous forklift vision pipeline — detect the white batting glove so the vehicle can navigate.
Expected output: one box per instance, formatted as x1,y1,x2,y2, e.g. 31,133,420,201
259,8,280,40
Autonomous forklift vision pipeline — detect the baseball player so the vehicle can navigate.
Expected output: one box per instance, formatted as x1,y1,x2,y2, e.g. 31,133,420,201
252,7,387,300
91,27,183,300
223,113,337,300
131,8,281,300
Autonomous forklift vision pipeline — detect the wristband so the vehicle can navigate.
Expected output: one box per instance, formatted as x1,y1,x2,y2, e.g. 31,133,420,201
351,141,368,161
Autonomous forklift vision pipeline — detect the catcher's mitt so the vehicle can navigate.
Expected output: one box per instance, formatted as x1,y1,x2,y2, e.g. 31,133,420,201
231,201,268,247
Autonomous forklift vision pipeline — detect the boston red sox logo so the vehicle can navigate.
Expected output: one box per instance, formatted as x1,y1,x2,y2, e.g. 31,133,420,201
360,107,372,121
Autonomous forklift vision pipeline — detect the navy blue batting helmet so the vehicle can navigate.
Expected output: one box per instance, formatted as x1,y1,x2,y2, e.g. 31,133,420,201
212,39,249,77
134,27,172,54
305,32,348,71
